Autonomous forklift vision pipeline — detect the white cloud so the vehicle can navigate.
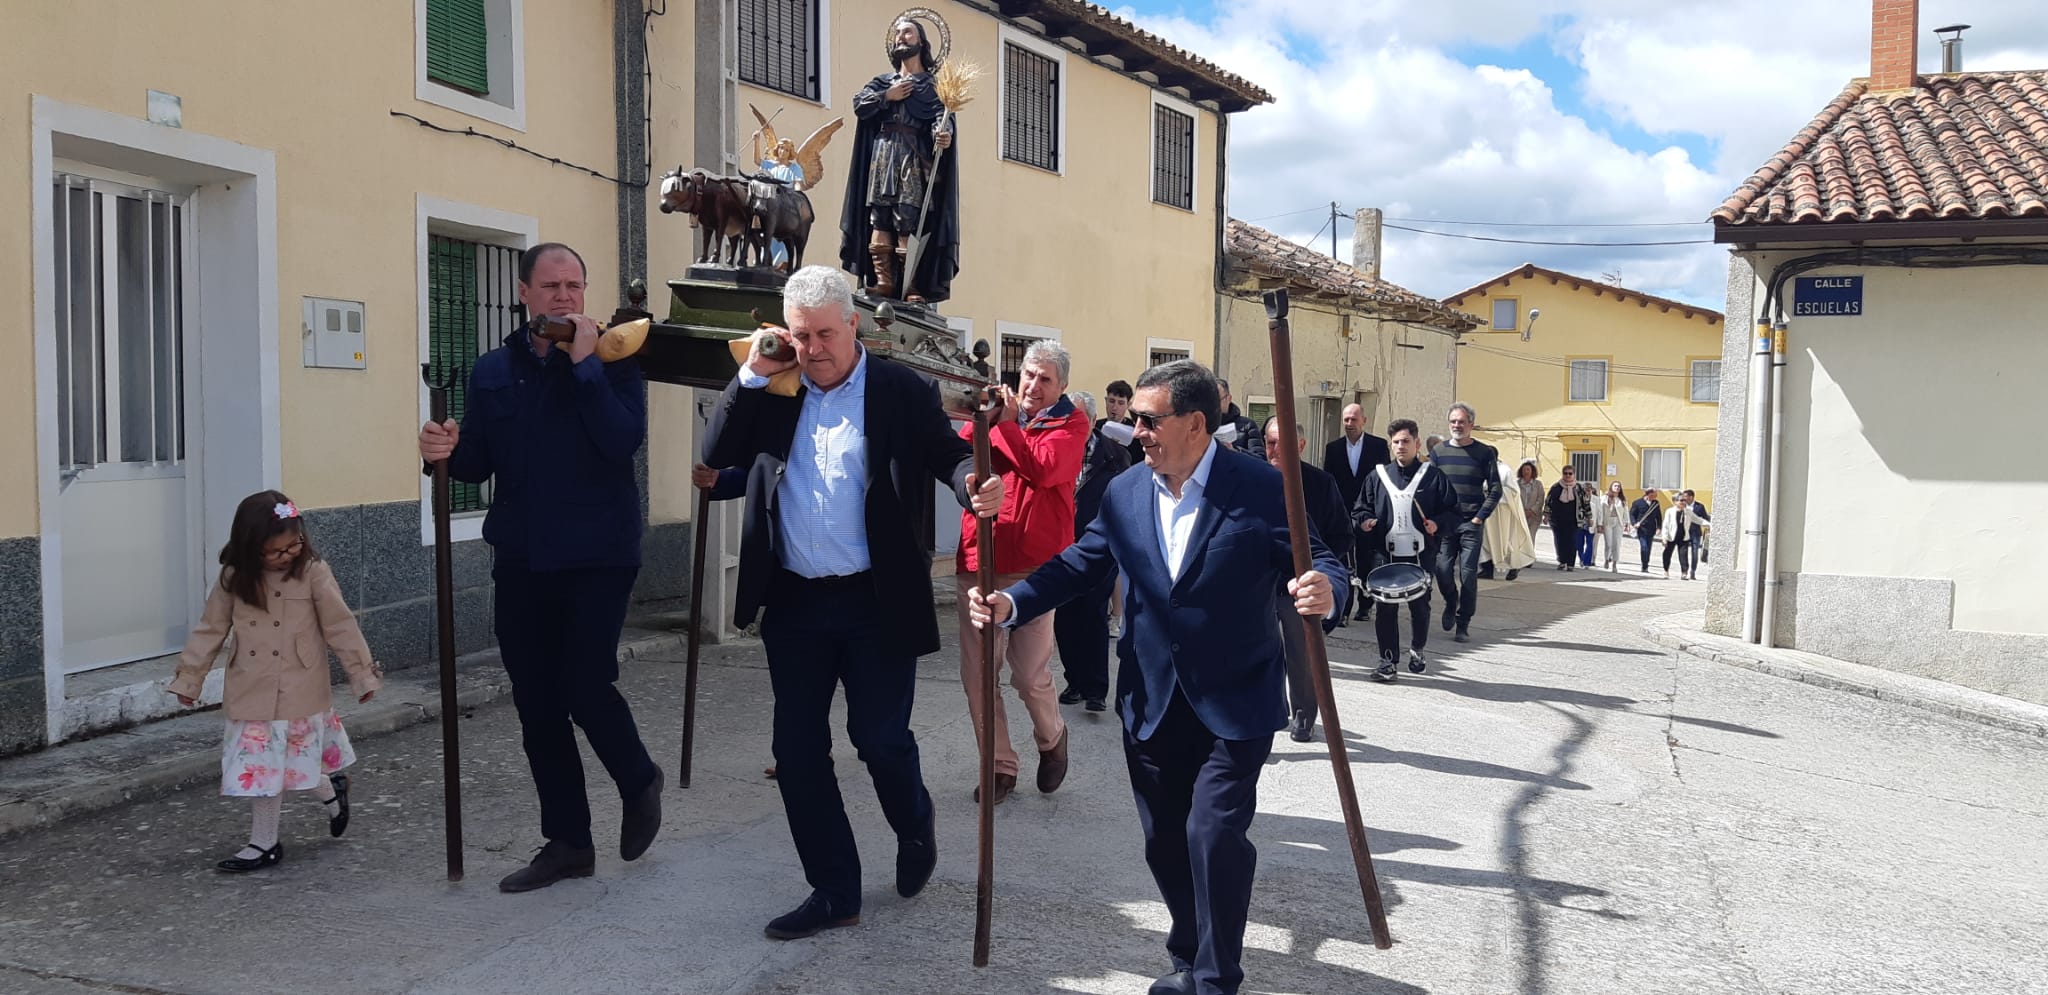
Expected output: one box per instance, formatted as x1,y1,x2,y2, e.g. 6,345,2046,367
1118,0,2048,310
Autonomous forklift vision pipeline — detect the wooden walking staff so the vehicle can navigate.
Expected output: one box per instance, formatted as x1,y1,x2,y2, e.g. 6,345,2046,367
971,384,999,967
1262,290,1392,948
420,364,467,882
679,487,710,789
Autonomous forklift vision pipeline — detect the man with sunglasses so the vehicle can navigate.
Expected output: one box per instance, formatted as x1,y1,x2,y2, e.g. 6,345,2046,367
967,360,1342,995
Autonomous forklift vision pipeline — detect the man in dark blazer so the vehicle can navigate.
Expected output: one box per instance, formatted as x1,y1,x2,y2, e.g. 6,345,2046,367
702,266,1003,941
1265,417,1350,742
1322,403,1390,623
969,361,1342,995
1055,391,1134,712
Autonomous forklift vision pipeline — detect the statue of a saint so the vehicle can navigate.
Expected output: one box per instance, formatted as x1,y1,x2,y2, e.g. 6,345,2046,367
838,16,961,304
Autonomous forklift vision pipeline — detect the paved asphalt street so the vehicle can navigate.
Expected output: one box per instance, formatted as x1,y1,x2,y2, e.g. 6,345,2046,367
1,556,2042,995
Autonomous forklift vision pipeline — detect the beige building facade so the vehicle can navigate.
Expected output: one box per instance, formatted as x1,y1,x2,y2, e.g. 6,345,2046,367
2,1,1264,753
1217,220,1477,453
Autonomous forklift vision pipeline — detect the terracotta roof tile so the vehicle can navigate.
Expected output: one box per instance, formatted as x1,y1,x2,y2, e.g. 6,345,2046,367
1008,1,1272,110
1714,71,2048,227
1224,220,1480,331
1441,264,1724,325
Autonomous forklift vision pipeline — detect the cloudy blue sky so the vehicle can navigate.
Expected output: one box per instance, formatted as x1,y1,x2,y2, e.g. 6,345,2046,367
1112,0,2048,308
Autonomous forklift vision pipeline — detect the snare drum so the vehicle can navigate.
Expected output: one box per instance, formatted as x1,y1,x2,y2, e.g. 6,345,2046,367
1364,560,1432,604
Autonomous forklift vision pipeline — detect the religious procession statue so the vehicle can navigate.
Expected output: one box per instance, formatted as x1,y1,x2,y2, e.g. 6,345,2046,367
839,9,966,304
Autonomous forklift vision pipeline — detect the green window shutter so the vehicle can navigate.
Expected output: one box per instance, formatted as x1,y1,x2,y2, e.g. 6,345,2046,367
427,0,490,95
427,236,486,514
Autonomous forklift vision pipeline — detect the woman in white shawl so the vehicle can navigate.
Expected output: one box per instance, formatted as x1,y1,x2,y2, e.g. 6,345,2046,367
1483,456,1538,579
1595,480,1629,571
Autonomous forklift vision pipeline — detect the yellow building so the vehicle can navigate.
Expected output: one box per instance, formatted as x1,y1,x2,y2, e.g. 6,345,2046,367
1443,265,1725,509
1,1,1264,753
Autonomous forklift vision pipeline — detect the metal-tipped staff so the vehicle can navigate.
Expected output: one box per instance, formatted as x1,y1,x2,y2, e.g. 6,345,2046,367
420,363,467,882
971,383,998,967
1263,290,1391,948
901,59,981,299
679,486,710,788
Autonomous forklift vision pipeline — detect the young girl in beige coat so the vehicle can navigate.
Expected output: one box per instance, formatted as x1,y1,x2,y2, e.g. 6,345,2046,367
168,490,383,873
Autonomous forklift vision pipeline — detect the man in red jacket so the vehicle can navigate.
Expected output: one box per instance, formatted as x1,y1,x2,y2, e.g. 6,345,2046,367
955,339,1089,805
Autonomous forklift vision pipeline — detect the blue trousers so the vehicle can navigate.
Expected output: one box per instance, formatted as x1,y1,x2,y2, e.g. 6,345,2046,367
494,561,658,851
761,570,934,914
1125,691,1272,995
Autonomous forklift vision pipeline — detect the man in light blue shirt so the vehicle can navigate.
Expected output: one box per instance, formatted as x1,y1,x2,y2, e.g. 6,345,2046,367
702,265,1001,942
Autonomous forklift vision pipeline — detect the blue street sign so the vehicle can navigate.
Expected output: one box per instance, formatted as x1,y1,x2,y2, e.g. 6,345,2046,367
1792,276,1863,317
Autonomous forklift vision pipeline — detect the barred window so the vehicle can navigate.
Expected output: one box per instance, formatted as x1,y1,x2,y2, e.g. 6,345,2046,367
1568,359,1609,402
738,0,819,101
1148,348,1190,368
1152,103,1194,210
426,236,521,514
1690,360,1721,403
1003,43,1060,172
999,335,1039,391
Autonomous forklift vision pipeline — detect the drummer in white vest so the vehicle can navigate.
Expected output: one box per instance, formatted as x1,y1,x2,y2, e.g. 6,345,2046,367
1352,418,1461,682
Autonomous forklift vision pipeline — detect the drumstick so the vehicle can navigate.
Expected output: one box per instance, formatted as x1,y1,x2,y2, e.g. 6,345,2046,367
1264,290,1393,950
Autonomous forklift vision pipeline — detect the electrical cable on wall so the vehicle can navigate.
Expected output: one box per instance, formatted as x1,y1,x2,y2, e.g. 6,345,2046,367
390,111,646,187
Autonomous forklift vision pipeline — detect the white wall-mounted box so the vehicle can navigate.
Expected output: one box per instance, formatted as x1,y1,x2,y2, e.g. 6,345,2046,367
303,297,366,370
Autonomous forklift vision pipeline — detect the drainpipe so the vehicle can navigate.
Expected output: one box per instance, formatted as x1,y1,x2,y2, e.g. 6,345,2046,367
1758,316,1789,646
1211,112,1230,374
1739,312,1773,642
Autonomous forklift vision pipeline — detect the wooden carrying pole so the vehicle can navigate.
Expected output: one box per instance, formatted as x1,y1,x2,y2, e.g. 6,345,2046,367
679,489,711,788
421,365,466,882
1262,290,1392,948
971,387,998,967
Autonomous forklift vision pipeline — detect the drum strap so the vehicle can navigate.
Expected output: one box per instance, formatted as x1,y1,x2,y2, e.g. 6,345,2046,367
1376,463,1431,560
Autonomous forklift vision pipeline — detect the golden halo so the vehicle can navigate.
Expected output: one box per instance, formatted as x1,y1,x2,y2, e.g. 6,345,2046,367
883,8,951,65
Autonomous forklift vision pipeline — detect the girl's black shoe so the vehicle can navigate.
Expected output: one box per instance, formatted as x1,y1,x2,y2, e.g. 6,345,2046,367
328,773,351,838
216,842,283,873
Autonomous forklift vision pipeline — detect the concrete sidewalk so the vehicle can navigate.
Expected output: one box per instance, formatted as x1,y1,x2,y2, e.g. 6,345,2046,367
0,621,689,840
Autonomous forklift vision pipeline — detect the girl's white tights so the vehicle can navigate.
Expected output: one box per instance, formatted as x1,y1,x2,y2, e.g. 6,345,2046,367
239,795,283,859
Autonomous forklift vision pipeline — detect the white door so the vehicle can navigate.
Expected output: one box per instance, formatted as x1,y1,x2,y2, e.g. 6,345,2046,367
51,174,196,673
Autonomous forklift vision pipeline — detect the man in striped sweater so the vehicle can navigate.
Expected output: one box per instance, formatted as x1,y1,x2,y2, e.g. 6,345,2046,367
1429,402,1503,643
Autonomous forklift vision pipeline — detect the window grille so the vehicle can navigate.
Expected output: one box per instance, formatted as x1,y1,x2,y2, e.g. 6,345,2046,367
1003,43,1060,171
53,175,185,471
1690,360,1721,403
1152,104,1193,209
426,236,520,514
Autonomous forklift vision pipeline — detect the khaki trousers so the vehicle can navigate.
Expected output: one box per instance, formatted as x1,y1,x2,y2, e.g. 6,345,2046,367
956,572,1067,777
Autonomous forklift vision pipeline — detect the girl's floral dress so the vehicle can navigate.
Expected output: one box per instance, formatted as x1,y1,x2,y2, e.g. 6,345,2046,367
220,708,356,797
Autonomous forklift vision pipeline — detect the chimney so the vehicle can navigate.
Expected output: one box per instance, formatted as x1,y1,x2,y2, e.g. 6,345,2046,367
1352,208,1383,281
1936,23,1970,72
1870,0,1920,93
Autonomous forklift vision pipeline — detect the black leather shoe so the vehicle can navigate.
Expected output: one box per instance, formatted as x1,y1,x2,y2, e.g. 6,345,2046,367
620,766,663,861
1441,603,1455,631
1454,624,1470,643
1084,697,1107,712
1288,712,1314,743
216,842,282,874
327,773,351,837
498,840,597,893
1058,687,1084,705
764,893,860,940
896,817,937,898
1148,969,1195,994
1505,568,1520,581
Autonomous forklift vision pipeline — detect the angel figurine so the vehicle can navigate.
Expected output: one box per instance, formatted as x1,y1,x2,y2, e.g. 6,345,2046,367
749,106,843,272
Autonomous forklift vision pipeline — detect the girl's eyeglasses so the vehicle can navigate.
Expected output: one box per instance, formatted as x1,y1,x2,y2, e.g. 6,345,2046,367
263,538,305,560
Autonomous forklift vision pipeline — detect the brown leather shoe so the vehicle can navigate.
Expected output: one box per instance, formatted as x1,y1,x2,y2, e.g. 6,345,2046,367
1037,726,1070,794
972,773,1017,805
867,240,897,298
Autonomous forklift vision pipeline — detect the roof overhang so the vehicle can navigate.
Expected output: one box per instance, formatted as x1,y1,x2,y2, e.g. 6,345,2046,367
1715,218,2048,245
